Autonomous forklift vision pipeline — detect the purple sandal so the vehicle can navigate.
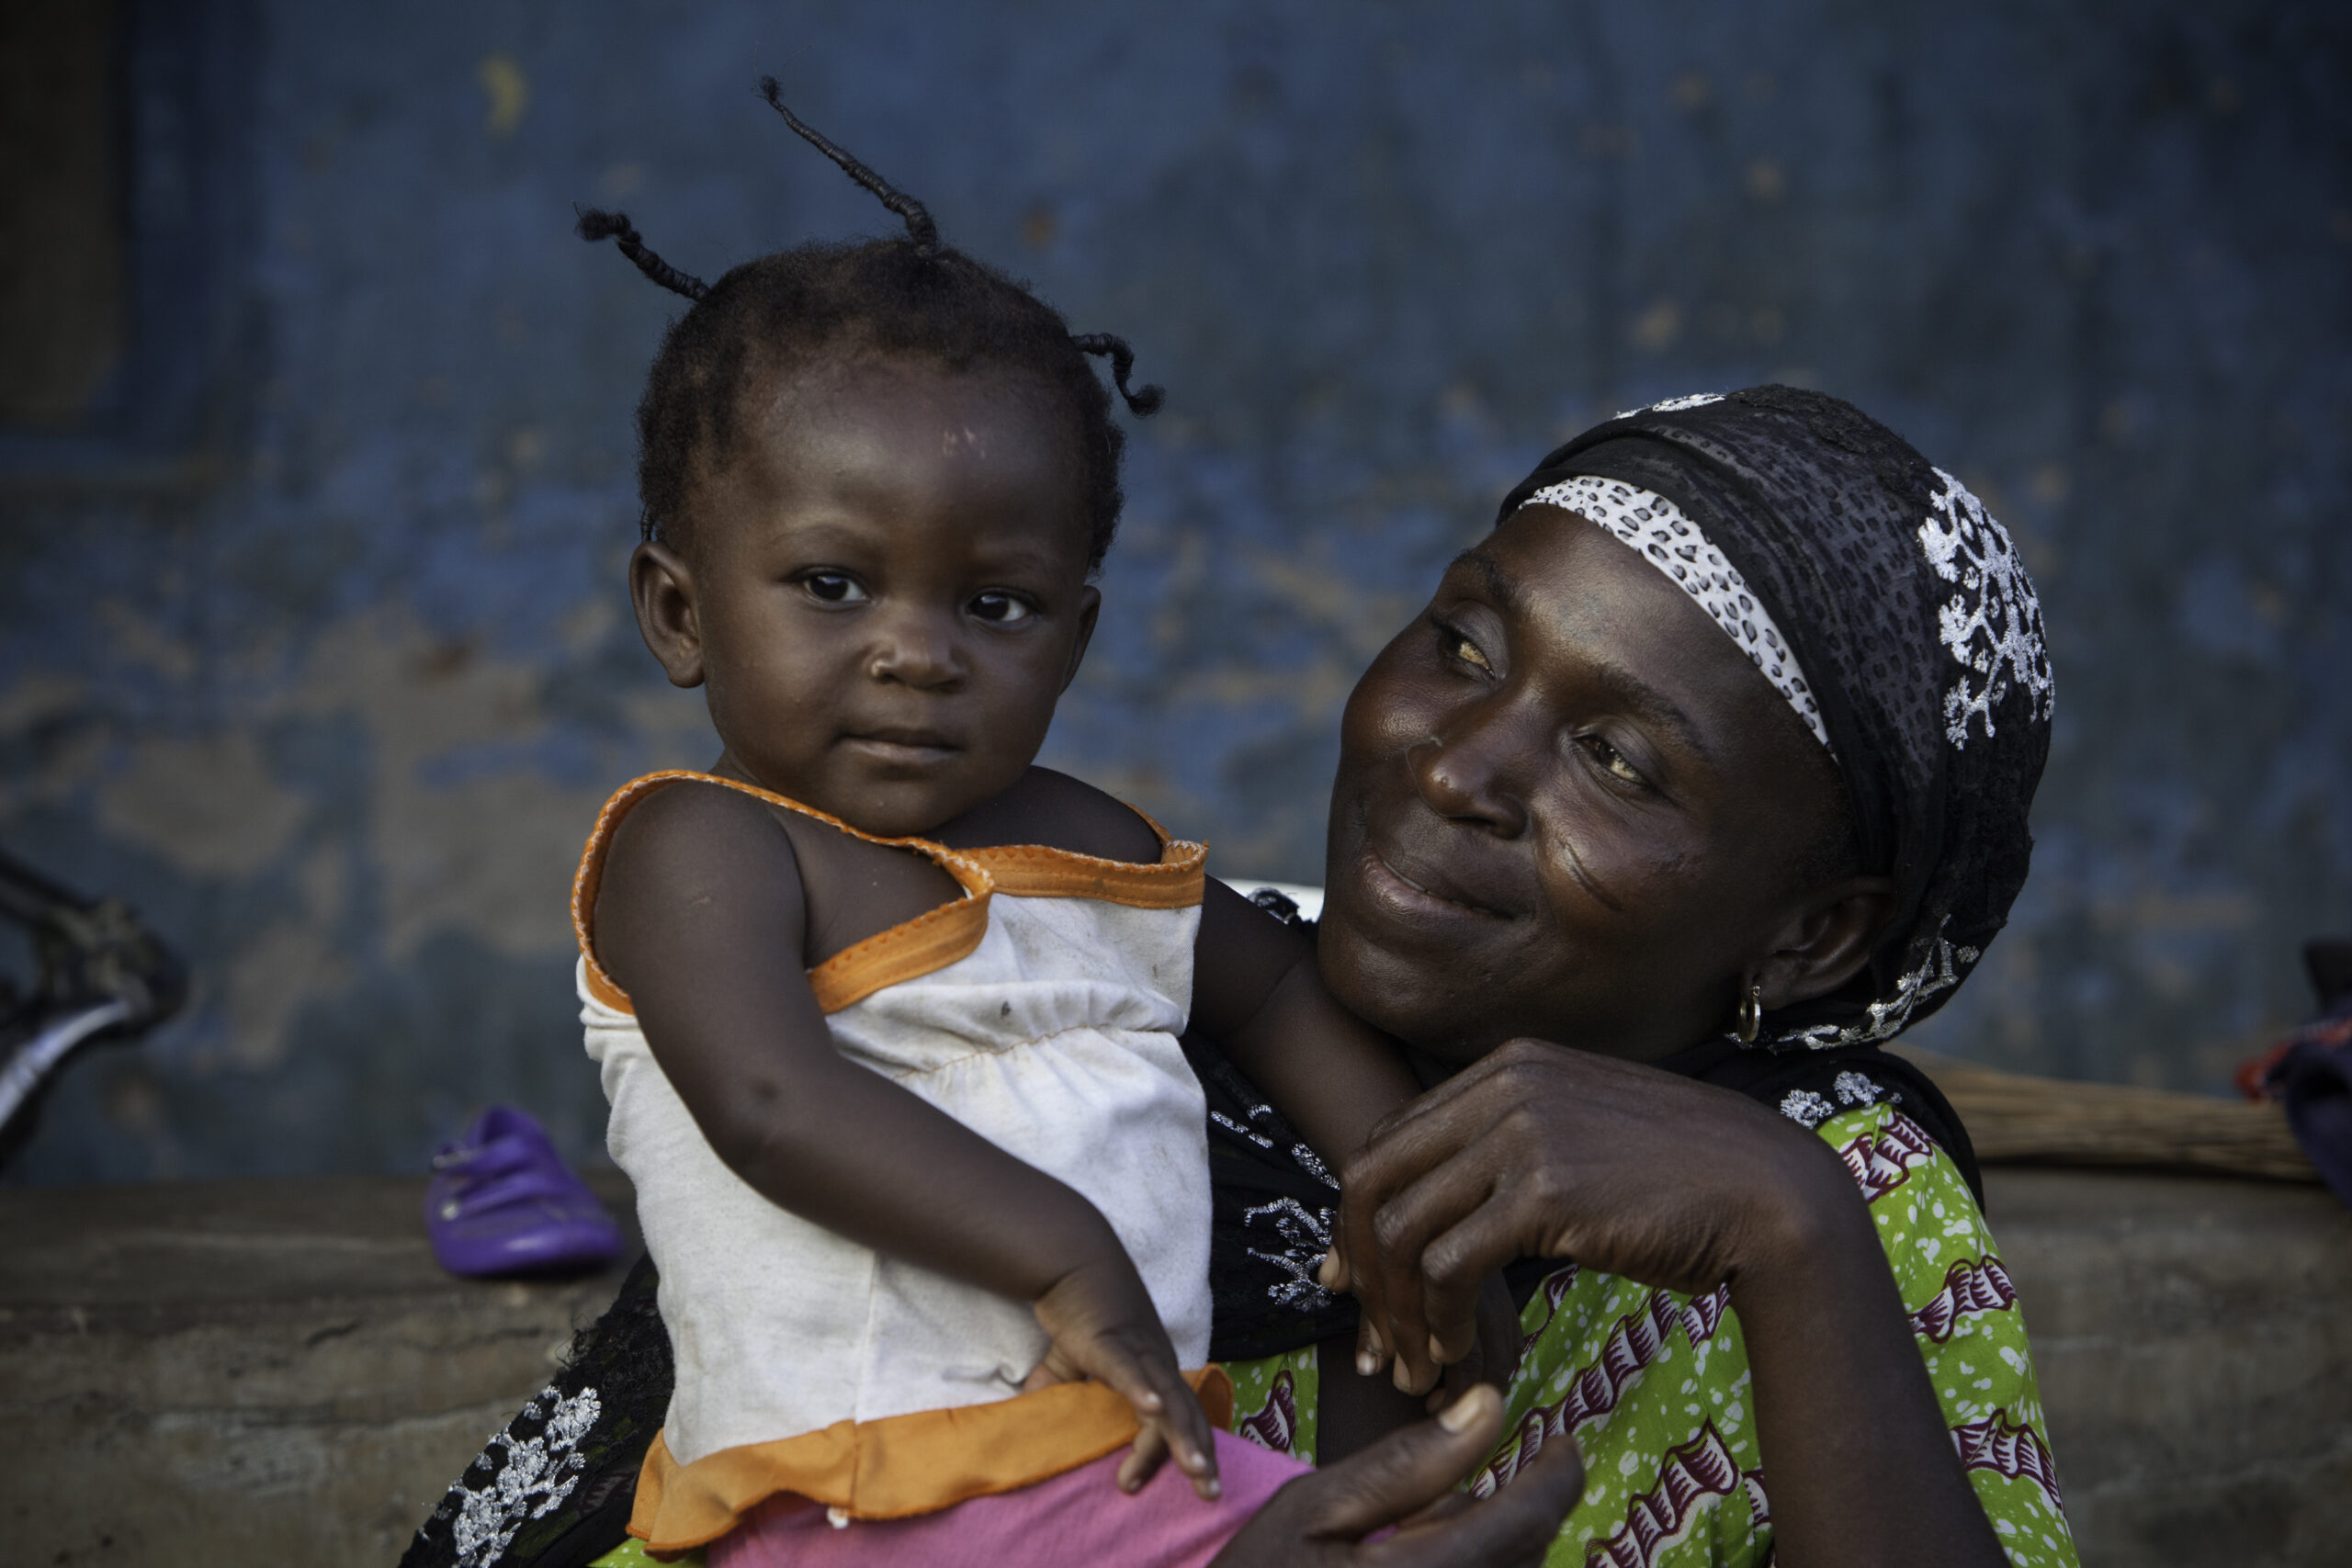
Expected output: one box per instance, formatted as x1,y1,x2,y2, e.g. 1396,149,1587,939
424,1106,626,1278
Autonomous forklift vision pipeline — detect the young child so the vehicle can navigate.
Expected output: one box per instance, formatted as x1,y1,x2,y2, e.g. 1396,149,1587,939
570,89,1428,1566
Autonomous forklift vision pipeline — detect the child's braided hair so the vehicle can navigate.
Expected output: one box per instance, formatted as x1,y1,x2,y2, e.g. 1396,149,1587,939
577,81,1159,570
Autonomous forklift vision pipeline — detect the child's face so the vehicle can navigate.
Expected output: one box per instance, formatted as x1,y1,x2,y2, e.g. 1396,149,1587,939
630,357,1101,837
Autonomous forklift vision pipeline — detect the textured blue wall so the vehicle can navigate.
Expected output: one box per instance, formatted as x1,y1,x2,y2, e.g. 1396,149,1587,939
4,0,2347,1182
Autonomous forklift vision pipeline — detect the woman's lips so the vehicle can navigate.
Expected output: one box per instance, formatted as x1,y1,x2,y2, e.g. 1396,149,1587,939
1353,843,1510,925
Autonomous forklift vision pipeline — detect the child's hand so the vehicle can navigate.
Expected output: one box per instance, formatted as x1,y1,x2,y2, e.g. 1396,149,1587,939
1026,1253,1222,1500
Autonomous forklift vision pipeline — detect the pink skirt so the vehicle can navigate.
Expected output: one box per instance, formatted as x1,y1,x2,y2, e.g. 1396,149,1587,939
707,1430,1309,1568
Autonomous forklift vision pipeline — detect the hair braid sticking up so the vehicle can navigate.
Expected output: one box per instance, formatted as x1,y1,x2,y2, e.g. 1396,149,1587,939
573,208,709,301
758,77,940,258
584,80,1161,570
1069,333,1165,417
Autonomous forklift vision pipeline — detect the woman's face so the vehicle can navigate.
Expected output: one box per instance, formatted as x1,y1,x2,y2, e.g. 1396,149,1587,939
1319,503,1859,1066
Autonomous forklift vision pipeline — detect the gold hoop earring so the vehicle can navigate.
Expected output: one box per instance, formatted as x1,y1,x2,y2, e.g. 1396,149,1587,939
1736,979,1762,1044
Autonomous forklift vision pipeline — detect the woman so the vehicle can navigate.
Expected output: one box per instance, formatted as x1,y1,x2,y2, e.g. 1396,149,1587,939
405,387,2068,1568
1211,385,2068,1568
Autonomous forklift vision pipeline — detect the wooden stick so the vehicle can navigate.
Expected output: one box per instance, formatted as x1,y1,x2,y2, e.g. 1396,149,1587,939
1888,1045,2318,1183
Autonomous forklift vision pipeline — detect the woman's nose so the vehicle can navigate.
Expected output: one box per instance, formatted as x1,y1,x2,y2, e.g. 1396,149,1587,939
1407,702,1532,838
865,609,967,690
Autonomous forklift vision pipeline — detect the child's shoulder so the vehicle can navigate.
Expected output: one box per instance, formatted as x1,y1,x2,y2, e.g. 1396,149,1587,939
603,775,803,887
943,767,1167,866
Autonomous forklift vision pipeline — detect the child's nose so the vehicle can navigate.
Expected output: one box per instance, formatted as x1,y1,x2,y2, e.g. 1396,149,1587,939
865,609,967,690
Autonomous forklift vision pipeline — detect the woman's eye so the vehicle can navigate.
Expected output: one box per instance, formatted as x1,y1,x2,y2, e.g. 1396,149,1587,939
1435,619,1494,672
801,572,868,604
969,591,1035,625
1585,737,1646,786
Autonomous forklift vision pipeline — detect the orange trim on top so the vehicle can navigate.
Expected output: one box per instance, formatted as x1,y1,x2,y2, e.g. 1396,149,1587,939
572,772,1207,1017
571,772,992,1019
628,1366,1235,1552
962,839,1206,908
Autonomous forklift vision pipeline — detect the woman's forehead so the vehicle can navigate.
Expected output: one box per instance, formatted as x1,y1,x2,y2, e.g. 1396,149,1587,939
1448,502,1815,751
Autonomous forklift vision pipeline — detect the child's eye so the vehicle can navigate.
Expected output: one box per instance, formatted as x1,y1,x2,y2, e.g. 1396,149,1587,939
799,571,870,605
968,591,1035,625
1582,735,1646,787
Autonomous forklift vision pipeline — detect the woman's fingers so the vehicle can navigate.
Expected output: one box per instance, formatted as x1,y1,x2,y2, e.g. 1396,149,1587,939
1319,1245,1351,1295
1356,1038,1541,1146
1365,1150,1516,1395
1335,1046,1576,1397
1370,1425,1586,1568
1205,1385,1586,1568
1295,1384,1513,1539
1417,1206,1533,1371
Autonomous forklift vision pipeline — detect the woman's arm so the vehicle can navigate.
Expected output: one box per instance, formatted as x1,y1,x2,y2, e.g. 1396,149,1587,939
1326,1038,2008,1568
596,782,1217,1492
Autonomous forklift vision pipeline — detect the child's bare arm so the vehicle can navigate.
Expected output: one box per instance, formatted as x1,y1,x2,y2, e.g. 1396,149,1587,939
1192,880,1520,1438
1189,878,1426,1168
595,783,1216,1494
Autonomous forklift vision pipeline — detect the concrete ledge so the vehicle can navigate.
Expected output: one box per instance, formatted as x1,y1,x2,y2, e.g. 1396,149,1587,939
1982,1168,2352,1566
1,1168,2346,1566
0,1173,639,1566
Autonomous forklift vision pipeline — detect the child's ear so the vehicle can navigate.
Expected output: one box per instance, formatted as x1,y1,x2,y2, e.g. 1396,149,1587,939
1059,585,1102,695
630,541,707,689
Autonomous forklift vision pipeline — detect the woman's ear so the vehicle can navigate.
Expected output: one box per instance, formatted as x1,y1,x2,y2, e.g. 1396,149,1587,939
1754,876,1895,1010
630,541,707,689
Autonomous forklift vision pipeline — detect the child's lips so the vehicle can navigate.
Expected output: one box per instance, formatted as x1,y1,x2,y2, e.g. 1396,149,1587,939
842,728,961,766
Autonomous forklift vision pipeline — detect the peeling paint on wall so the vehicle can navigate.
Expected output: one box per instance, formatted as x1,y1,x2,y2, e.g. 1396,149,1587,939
1,0,2347,1184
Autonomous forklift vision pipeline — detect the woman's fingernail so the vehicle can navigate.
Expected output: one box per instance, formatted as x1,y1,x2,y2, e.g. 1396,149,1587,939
1356,1349,1379,1377
1440,1383,1496,1433
1317,1248,1343,1287
1201,1478,1222,1499
1429,1334,1448,1363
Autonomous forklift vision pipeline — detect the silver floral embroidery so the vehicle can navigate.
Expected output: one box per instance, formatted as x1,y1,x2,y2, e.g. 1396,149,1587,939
1211,1109,1275,1150
450,1384,602,1566
1780,928,1982,1051
1618,391,1726,417
1917,469,2054,749
1832,1071,1883,1107
1779,1090,1835,1128
1240,1196,1340,1311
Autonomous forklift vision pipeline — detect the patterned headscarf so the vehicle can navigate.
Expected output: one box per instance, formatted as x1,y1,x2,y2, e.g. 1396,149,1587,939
1498,386,2054,1053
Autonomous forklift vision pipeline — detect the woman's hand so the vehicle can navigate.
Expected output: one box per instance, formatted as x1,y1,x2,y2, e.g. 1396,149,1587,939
1324,1037,1847,1396
1026,1253,1222,1498
1210,1384,1585,1568
1323,1038,2009,1568
1426,1271,1524,1414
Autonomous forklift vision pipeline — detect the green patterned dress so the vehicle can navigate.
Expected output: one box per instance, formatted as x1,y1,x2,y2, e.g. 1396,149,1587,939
1224,1099,2079,1568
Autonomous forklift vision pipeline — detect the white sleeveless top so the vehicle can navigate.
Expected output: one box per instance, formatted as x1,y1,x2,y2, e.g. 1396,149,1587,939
570,773,1216,1541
